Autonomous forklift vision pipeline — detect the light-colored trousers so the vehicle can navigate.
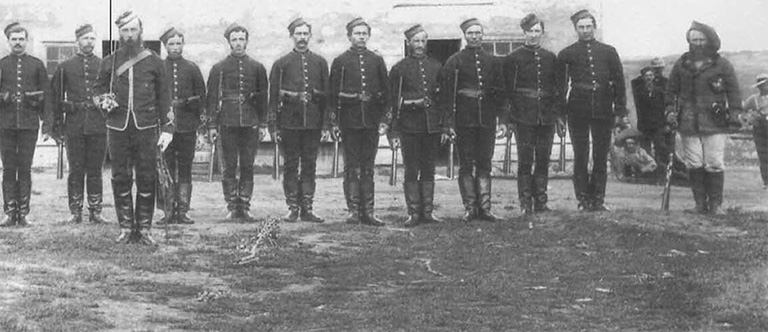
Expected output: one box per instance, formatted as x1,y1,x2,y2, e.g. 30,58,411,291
679,133,726,172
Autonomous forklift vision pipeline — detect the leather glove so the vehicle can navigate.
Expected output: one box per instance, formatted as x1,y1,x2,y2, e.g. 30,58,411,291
440,128,456,145
157,132,174,152
497,123,509,139
378,123,389,136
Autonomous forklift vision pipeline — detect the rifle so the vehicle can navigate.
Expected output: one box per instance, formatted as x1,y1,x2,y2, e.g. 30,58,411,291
273,68,283,181
448,69,459,180
389,145,398,186
331,66,345,178
389,76,403,186
660,150,675,211
558,121,567,172
56,68,66,180
503,135,512,175
208,70,223,182
156,145,174,239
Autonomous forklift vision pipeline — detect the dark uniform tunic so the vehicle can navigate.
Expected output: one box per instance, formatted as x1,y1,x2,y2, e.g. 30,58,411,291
51,53,108,215
503,44,560,206
557,39,626,206
94,46,172,230
632,73,672,165
268,49,329,212
205,53,268,212
0,53,50,219
388,53,444,183
329,47,389,214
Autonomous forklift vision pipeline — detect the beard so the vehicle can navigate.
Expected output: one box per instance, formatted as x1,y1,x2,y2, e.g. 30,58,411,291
120,36,143,56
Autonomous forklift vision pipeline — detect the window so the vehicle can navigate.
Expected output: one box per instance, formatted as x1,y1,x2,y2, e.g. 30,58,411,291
44,42,78,77
481,38,525,57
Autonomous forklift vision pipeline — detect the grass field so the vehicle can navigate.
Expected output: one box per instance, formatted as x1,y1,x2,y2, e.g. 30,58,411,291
1,167,767,331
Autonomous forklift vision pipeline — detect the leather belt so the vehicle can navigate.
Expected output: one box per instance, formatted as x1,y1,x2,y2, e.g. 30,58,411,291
222,94,246,103
572,82,603,91
514,88,551,98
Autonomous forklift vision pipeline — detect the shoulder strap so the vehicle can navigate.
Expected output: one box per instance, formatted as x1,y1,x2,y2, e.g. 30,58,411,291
115,49,152,77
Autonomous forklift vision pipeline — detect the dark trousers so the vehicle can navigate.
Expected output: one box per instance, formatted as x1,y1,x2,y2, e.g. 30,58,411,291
0,129,37,215
342,128,379,183
66,132,107,212
163,132,196,184
282,129,321,185
220,126,258,182
568,116,614,203
754,119,768,185
401,132,441,182
108,123,158,229
516,123,555,177
640,128,674,166
456,126,496,178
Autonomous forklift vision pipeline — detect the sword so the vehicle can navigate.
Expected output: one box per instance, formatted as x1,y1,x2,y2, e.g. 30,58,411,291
660,150,675,211
448,69,459,180
503,135,512,175
558,121,567,172
389,144,398,186
273,68,284,181
56,67,67,180
332,137,340,178
273,141,280,180
207,136,217,182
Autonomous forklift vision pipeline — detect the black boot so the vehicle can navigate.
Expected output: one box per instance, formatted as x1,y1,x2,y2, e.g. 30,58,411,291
176,182,194,224
282,177,300,222
706,171,725,216
135,179,157,245
66,176,84,223
476,175,502,222
403,181,421,227
87,176,109,223
420,181,442,223
238,180,255,222
222,178,239,221
573,173,591,211
16,180,31,226
518,174,534,215
112,179,135,242
1,181,17,227
360,174,384,226
685,168,708,214
299,179,324,223
533,174,552,213
343,177,361,224
589,172,610,212
458,174,477,222
156,182,176,225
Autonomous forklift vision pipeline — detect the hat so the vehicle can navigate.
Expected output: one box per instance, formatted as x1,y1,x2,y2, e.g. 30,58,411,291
75,24,94,39
754,74,768,88
346,17,369,34
520,13,542,31
224,22,248,40
288,18,310,35
4,22,21,38
640,66,654,76
650,57,665,68
687,21,721,52
403,24,425,40
614,127,642,147
159,27,182,44
570,9,595,26
460,18,481,32
114,11,140,28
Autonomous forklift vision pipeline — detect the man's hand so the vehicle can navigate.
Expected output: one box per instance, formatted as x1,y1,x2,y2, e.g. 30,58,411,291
440,128,456,145
388,137,400,150
321,129,332,142
331,126,342,141
208,128,218,143
378,123,389,136
665,112,678,129
556,118,566,138
158,132,173,152
497,123,510,139
258,127,269,142
615,116,631,130
271,128,282,143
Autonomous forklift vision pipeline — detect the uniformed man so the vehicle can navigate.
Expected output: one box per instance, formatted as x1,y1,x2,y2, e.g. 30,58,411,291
93,11,174,244
155,27,206,225
387,24,445,227
268,18,329,223
0,22,51,227
329,17,390,226
665,21,741,215
557,10,629,212
503,14,562,215
50,24,109,224
205,23,269,222
439,18,508,222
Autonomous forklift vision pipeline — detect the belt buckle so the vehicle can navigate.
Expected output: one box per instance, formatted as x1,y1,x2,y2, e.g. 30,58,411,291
238,94,246,104
12,92,23,103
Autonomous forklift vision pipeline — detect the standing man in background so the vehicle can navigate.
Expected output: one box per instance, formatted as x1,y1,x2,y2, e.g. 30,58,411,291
743,74,768,189
0,22,51,227
269,18,329,224
206,23,269,222
330,17,389,226
51,24,109,225
557,9,629,212
155,27,206,225
631,59,671,175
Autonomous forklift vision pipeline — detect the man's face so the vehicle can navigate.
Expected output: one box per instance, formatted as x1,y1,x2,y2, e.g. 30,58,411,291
348,25,370,48
8,31,27,55
575,18,595,41
523,22,543,46
118,19,142,46
166,35,184,59
77,32,96,55
643,70,655,83
291,25,311,51
229,31,248,56
759,83,768,95
688,30,708,54
408,31,427,56
464,25,483,47
625,139,638,153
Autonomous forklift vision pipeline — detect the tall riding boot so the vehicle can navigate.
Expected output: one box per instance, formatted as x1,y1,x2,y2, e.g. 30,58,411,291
176,182,194,224
0,181,17,227
222,178,240,221
300,178,324,223
238,180,255,222
343,176,361,224
533,174,552,213
360,174,384,226
87,176,109,224
476,175,502,222
685,168,708,214
420,181,442,223
66,176,84,223
458,174,477,222
403,181,421,227
156,183,177,225
16,180,31,226
518,174,533,215
135,179,157,245
706,171,725,216
282,177,301,222
589,172,610,212
573,173,590,211
112,179,135,242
